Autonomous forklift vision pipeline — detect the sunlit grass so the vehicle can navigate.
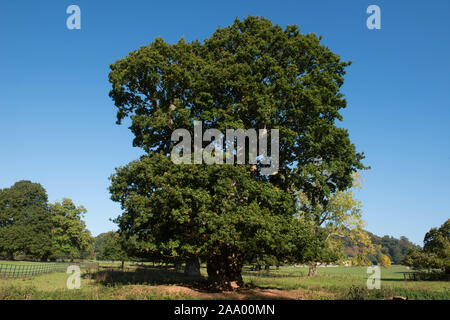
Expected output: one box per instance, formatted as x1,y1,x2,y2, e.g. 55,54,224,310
242,265,450,299
0,264,448,300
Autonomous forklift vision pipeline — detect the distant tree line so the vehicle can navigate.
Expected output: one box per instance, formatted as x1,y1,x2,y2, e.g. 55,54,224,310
342,230,421,265
0,180,93,261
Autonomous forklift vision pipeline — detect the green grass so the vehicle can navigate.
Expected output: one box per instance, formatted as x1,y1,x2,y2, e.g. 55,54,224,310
0,270,192,300
242,265,450,300
0,263,448,300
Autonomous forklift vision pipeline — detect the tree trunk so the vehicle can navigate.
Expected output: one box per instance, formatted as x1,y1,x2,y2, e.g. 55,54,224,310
184,257,201,277
308,263,318,277
40,252,50,262
121,260,124,270
206,244,244,291
174,261,183,271
264,265,270,271
6,250,14,261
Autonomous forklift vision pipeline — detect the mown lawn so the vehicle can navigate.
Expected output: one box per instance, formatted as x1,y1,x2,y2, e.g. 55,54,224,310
0,264,448,300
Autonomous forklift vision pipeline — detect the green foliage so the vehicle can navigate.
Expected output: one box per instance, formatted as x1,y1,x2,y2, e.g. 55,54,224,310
376,235,419,264
295,174,366,268
404,219,450,273
109,16,365,191
108,16,366,283
0,181,93,261
49,198,93,259
95,231,128,261
344,285,368,300
424,219,450,262
110,153,301,262
341,231,420,265
0,181,52,260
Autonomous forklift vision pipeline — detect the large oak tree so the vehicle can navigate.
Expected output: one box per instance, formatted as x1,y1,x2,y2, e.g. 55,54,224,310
108,16,366,288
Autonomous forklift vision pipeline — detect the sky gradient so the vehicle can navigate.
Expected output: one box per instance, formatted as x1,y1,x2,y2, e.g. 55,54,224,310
1,0,449,245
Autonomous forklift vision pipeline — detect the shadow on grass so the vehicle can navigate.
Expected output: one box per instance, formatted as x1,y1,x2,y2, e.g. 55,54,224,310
89,267,305,298
91,266,216,291
380,278,409,282
242,271,304,278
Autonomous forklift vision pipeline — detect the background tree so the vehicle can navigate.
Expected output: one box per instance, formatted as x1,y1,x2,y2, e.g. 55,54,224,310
94,231,130,269
49,198,93,260
95,231,123,261
342,232,419,265
0,181,93,262
0,181,52,261
404,219,449,274
380,254,392,267
94,232,109,259
108,16,366,289
348,227,380,266
296,173,366,275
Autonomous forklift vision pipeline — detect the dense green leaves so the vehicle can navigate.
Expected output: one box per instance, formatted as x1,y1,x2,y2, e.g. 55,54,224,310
109,16,366,194
0,181,52,260
95,231,128,261
110,153,300,261
0,181,93,261
108,16,366,284
404,219,450,273
342,232,420,265
49,198,93,259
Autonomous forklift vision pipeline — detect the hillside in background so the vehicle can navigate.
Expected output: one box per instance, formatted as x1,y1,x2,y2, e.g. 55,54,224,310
342,231,421,265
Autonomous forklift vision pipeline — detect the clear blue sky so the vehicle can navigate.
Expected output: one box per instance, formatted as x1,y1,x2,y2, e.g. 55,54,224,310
1,1,449,245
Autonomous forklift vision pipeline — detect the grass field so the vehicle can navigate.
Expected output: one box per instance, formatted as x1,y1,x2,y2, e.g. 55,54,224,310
242,265,450,299
0,262,448,300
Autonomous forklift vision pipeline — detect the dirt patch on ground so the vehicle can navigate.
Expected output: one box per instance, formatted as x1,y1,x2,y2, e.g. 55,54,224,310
112,284,334,300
